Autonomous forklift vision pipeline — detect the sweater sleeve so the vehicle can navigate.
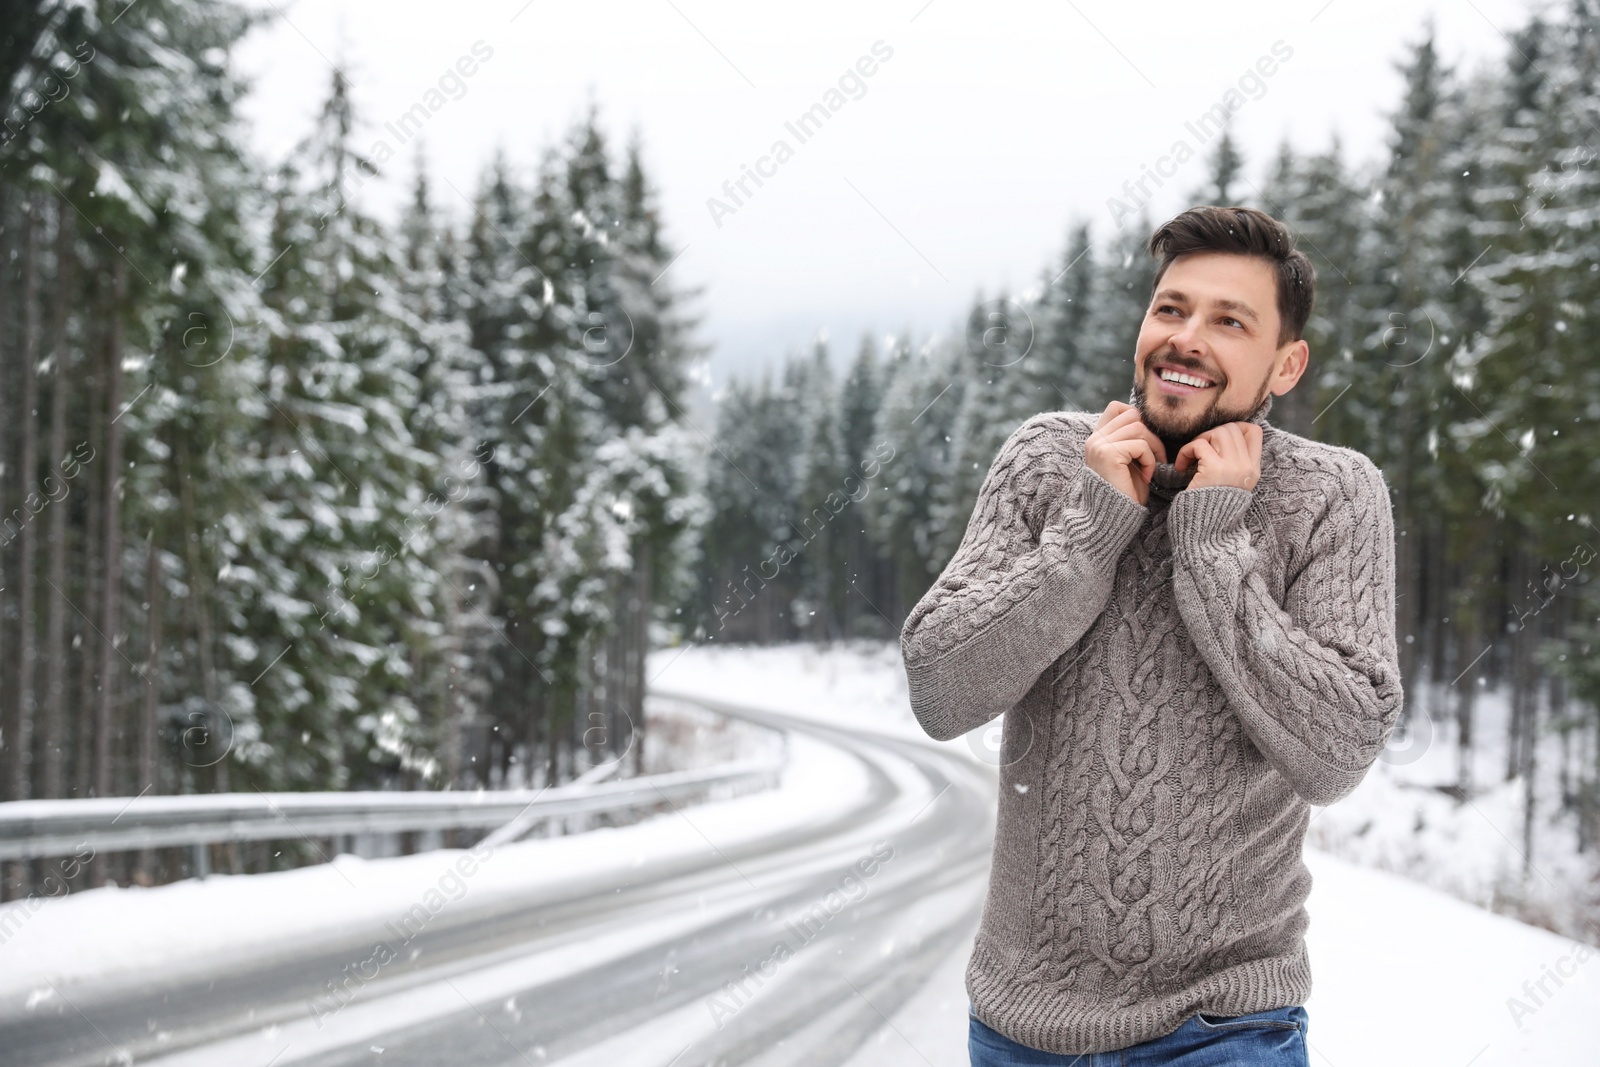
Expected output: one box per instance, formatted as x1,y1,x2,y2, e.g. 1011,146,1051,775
900,414,1149,742
1166,455,1404,806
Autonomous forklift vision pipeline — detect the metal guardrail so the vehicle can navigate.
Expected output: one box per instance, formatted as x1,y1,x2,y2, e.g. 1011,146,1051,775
0,758,784,863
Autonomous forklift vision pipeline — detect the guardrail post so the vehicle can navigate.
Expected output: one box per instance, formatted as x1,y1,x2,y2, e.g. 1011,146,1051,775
193,841,210,880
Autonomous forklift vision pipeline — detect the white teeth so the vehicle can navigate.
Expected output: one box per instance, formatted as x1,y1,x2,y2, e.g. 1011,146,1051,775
1158,368,1212,388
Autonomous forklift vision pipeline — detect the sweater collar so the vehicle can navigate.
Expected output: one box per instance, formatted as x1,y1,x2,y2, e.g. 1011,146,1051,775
1148,394,1275,500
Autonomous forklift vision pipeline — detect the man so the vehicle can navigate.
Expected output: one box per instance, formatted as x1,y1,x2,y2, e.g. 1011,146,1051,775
900,205,1402,1064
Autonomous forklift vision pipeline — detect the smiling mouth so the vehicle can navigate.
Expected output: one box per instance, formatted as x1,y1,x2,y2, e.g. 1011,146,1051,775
1150,364,1218,393
1152,364,1209,385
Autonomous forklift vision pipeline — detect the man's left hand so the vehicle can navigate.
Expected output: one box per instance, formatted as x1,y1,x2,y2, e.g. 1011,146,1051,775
1174,422,1263,491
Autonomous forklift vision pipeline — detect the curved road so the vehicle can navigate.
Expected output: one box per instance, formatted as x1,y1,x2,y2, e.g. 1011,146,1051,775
2,691,996,1067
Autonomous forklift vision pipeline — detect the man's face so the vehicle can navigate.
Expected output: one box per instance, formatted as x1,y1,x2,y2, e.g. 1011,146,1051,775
1131,251,1305,457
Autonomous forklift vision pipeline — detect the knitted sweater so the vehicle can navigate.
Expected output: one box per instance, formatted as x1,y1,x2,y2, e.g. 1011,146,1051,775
900,402,1403,1054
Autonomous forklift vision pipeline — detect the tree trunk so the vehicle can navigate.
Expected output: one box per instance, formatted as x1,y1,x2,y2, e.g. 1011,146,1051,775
40,206,71,800
1453,595,1478,798
441,562,462,789
631,538,651,776
1587,706,1600,855
9,195,40,804
545,667,568,790
1558,716,1572,812
94,259,126,801
140,535,162,784
1519,614,1539,884
136,534,163,883
0,189,12,900
521,669,540,791
1423,513,1448,718
1393,478,1421,708
74,349,102,803
0,186,12,822
1506,548,1530,784
174,437,225,792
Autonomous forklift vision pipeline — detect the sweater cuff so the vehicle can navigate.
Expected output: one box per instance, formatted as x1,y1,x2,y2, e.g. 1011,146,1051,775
1168,485,1253,561
1055,464,1150,566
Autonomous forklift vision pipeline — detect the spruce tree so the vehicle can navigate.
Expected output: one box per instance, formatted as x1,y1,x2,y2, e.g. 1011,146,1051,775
1035,222,1105,412
238,69,447,791
838,334,890,636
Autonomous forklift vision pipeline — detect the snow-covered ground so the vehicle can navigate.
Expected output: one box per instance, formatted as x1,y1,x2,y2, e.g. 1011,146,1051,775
640,699,787,775
1305,680,1600,944
0,728,865,1005
646,639,1600,1065
6,638,1598,1064
652,638,1600,944
646,638,933,742
833,852,1600,1067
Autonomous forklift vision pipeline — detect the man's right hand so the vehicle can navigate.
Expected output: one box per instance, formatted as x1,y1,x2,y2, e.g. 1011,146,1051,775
1084,402,1167,507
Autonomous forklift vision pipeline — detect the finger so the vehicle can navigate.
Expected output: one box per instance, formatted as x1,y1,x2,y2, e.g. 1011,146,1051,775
1231,423,1258,463
1235,422,1260,457
1093,407,1169,467
1178,438,1217,472
1205,425,1237,461
1094,415,1149,452
1133,441,1157,486
1183,426,1216,454
1089,412,1139,448
1110,429,1168,470
1211,423,1245,460
1117,440,1156,483
1101,407,1159,438
1106,406,1145,432
1101,416,1150,441
1096,401,1133,430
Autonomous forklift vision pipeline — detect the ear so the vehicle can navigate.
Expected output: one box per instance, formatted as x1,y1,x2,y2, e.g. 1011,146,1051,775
1270,338,1309,396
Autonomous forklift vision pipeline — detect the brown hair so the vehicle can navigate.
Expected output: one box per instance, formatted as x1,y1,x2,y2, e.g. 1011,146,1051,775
1146,205,1315,347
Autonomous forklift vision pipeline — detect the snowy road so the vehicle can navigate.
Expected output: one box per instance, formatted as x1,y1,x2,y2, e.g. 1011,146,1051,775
2,693,995,1067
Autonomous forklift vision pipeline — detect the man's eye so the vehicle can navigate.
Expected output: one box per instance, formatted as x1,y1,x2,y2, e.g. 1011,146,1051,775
1157,305,1181,315
1221,317,1243,328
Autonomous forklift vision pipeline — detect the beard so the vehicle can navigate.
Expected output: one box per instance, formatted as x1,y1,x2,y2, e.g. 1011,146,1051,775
1130,357,1272,463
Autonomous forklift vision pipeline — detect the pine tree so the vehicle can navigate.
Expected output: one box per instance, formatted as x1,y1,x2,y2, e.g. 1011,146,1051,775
461,114,701,784
869,334,962,619
1033,222,1104,413
696,376,781,642
395,156,494,787
937,293,1023,567
1081,215,1153,411
1197,121,1245,205
838,334,890,636
789,338,848,641
236,69,447,791
1256,136,1367,437
1363,25,1498,773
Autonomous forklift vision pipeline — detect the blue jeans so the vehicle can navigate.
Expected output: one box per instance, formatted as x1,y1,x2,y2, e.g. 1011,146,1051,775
968,1005,1309,1066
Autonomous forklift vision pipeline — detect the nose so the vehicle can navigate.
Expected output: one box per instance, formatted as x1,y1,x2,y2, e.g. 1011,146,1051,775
1169,312,1204,353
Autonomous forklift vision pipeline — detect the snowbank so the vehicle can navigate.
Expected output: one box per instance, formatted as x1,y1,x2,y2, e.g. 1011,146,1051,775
0,728,867,1006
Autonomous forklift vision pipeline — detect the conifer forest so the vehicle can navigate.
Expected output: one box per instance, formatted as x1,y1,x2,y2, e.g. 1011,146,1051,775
2,0,1599,905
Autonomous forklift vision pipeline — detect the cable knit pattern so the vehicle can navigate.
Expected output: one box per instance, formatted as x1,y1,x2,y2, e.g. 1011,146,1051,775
900,406,1402,1055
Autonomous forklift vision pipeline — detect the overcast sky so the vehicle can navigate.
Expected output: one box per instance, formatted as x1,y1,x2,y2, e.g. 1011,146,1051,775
233,0,1538,385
